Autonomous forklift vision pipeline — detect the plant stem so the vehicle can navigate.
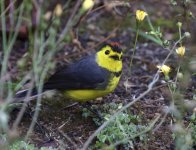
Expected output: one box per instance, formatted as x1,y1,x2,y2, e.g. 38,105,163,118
178,25,182,47
129,26,139,73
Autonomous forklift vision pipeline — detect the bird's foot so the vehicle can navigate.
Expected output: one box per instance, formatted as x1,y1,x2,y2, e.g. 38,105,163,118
81,102,104,121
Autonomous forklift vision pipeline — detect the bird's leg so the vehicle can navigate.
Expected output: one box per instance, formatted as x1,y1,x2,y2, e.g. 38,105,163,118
81,102,103,120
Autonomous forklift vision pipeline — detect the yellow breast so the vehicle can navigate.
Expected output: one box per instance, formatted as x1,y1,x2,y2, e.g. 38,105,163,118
64,75,120,102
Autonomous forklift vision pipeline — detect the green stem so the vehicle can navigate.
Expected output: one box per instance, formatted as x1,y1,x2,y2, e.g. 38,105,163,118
1,0,7,51
174,60,181,93
0,3,24,98
146,15,162,45
129,26,139,73
178,25,182,47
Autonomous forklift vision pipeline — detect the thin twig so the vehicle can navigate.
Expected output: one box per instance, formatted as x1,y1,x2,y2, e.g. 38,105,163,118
57,0,81,45
153,112,168,132
0,0,17,18
58,129,79,150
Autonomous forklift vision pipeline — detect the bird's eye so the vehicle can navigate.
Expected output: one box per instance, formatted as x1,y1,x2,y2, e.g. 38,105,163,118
105,50,110,55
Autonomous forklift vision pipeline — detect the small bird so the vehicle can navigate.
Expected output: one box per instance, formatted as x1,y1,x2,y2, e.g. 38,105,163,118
15,42,123,102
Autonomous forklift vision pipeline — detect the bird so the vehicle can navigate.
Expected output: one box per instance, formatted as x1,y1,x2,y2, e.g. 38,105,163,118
15,42,123,103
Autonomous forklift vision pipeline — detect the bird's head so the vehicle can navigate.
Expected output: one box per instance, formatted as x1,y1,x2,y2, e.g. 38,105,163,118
96,42,123,72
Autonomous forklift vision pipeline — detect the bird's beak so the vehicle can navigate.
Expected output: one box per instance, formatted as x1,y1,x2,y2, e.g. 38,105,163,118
110,55,120,61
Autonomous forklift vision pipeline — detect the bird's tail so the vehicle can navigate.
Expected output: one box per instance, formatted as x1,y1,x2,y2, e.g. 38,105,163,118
14,88,42,102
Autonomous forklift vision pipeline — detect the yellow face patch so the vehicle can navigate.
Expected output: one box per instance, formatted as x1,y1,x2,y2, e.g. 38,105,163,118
96,45,123,72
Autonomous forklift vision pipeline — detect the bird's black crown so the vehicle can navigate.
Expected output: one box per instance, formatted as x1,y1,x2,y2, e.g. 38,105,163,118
98,41,122,53
107,42,122,53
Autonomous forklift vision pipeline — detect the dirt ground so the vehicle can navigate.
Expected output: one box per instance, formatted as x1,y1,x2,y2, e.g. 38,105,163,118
3,0,196,149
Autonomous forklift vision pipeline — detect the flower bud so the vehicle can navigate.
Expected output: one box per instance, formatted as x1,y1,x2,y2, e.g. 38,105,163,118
82,0,94,10
177,72,183,80
177,22,182,28
54,4,63,17
44,11,52,20
184,32,191,38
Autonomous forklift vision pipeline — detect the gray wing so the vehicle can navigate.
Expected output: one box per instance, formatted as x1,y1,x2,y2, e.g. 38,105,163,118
43,55,109,90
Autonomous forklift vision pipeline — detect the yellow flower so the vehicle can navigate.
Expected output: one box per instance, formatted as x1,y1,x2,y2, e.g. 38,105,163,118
82,0,94,10
176,46,185,57
136,10,148,21
157,65,171,76
54,4,63,17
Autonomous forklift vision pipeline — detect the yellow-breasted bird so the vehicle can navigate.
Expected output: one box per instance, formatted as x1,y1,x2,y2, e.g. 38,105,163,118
15,42,123,102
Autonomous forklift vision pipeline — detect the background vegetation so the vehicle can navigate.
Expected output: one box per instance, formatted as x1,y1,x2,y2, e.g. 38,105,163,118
0,0,196,149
